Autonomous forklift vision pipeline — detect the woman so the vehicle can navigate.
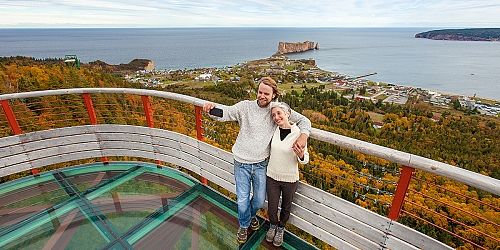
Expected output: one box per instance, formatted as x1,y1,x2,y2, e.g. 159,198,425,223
266,102,309,247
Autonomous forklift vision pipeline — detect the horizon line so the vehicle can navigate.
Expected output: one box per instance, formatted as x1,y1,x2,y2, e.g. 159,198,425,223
2,26,498,29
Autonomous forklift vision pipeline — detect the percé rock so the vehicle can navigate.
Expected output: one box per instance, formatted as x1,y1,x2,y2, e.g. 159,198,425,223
277,41,319,54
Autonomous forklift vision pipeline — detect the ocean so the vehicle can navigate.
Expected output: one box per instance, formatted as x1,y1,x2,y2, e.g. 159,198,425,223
1,28,499,100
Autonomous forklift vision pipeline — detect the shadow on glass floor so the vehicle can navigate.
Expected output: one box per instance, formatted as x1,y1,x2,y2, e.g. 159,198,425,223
0,162,318,250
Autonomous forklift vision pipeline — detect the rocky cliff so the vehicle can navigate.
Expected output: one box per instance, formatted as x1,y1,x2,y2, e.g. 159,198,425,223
277,41,319,54
144,60,155,71
89,59,154,73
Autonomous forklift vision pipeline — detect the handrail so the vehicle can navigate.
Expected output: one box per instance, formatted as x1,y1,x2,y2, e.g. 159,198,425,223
1,88,498,196
311,128,500,196
0,88,208,107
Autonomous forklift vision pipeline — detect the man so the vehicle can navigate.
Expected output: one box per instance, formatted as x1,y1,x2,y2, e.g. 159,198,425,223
203,77,311,244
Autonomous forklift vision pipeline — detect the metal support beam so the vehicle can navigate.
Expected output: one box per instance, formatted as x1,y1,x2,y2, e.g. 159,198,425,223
141,95,154,128
1,100,22,135
388,165,414,221
1,100,39,174
82,93,108,163
141,95,162,166
82,93,97,125
195,106,207,185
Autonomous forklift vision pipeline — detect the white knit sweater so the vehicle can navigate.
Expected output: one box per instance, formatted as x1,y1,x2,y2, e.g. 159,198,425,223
267,123,309,183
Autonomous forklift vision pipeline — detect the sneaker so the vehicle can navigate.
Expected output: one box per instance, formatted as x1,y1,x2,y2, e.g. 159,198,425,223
250,217,260,231
273,226,284,247
266,224,277,242
237,227,248,243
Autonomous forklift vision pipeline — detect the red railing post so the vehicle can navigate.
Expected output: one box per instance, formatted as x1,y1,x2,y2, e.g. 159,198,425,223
82,93,108,163
82,93,97,125
388,165,414,220
195,106,204,141
1,100,22,135
141,95,162,166
195,106,207,185
141,95,154,128
1,100,39,174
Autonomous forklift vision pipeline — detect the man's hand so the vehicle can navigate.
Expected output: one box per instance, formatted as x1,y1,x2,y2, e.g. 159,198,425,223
203,103,216,114
292,133,308,155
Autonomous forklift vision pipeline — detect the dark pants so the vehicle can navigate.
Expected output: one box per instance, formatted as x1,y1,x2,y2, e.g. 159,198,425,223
266,176,299,227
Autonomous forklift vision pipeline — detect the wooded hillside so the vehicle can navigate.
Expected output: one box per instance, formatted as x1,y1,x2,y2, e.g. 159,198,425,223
1,57,498,249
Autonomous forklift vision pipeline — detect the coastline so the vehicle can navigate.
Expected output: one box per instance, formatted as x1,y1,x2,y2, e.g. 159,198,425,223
128,55,500,117
3,27,499,101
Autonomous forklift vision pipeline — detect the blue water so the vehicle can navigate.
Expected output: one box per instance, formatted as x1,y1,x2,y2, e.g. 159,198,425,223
1,28,499,100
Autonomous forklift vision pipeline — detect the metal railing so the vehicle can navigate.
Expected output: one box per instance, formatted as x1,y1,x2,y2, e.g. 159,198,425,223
1,88,499,249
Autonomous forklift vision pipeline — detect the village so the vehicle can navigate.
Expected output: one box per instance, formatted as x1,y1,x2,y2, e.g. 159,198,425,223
125,55,500,118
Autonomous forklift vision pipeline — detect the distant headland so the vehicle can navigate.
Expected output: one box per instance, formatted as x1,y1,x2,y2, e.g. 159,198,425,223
415,28,500,41
277,41,319,54
89,58,154,73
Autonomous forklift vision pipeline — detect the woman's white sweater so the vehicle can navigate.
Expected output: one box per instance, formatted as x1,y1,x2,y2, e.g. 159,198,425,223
267,123,309,183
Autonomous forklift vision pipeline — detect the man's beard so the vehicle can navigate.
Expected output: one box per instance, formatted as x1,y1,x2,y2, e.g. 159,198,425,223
258,98,270,108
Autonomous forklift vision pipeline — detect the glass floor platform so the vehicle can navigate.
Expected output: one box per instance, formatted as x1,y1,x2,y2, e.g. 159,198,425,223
0,162,318,250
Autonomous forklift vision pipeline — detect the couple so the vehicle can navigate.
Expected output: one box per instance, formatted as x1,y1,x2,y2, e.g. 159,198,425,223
203,77,311,246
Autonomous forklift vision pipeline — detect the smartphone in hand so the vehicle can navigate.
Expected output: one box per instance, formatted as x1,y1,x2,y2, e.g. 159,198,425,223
209,108,223,117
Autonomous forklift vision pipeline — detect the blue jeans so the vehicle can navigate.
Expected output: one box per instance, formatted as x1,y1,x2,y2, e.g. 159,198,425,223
234,159,268,228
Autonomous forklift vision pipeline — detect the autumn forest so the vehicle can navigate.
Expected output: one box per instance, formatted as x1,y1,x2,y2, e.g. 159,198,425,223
0,57,499,249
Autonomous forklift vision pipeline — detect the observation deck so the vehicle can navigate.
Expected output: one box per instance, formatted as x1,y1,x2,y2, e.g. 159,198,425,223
1,88,499,249
0,162,314,249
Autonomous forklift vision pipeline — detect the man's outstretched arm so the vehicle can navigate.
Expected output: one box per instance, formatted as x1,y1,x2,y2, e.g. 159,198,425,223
289,109,311,149
293,133,308,151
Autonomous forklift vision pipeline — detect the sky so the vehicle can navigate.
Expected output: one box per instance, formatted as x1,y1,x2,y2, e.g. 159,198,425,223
0,0,499,28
